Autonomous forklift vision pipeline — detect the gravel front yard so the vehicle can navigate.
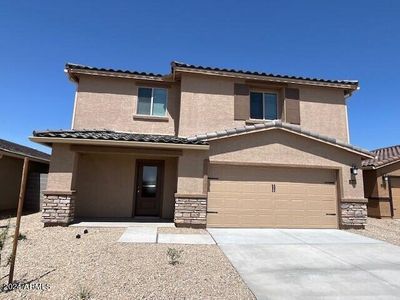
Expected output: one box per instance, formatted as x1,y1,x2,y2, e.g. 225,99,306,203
0,213,254,300
348,217,400,246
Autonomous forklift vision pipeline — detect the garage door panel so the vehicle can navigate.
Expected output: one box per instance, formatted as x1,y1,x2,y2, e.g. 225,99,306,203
207,166,338,228
254,200,274,209
290,200,306,210
241,216,275,227
306,200,333,210
307,215,336,226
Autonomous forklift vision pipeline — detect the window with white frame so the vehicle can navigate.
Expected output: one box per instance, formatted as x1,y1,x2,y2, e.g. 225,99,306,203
250,92,278,120
137,87,167,116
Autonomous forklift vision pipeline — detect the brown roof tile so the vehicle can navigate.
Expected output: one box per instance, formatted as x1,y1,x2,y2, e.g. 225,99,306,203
33,130,208,146
65,62,358,88
362,145,400,168
172,61,359,87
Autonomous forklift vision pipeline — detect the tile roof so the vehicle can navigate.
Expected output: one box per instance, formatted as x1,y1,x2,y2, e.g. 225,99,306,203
187,120,373,157
66,63,164,78
362,145,400,168
65,62,358,88
172,61,359,86
32,130,208,146
0,138,50,162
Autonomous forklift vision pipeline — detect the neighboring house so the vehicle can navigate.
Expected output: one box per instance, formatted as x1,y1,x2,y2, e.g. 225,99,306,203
0,139,50,212
31,62,374,229
362,145,400,219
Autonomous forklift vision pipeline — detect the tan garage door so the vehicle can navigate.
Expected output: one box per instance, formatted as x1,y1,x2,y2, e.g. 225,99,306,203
391,177,400,219
207,165,338,228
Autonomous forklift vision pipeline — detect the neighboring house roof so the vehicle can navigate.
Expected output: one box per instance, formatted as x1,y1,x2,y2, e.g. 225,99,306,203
31,130,209,149
65,61,358,90
362,145,400,169
187,120,374,159
0,138,50,162
172,61,359,88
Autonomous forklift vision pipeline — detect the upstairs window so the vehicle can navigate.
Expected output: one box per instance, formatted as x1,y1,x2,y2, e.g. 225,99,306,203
137,87,167,116
250,92,278,120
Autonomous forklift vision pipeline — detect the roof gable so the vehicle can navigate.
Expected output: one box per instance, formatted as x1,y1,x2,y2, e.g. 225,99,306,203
187,121,373,159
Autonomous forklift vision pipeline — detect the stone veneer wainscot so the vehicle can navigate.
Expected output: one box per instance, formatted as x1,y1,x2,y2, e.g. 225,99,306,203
42,191,75,226
174,195,207,228
340,199,368,229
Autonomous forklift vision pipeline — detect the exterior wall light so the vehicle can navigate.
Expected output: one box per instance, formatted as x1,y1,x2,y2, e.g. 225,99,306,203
382,174,389,183
350,166,358,176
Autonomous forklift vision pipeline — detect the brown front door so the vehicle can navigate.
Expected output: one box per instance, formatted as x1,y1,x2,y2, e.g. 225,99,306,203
134,160,164,217
391,177,400,219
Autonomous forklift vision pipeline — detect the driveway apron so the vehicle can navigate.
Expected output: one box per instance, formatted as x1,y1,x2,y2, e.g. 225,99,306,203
208,228,400,300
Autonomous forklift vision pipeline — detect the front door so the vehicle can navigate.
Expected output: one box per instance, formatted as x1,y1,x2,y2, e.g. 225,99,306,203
134,160,164,217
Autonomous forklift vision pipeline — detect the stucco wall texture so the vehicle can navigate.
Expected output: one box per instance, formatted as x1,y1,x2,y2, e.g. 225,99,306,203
73,75,180,135
207,129,364,201
72,73,349,143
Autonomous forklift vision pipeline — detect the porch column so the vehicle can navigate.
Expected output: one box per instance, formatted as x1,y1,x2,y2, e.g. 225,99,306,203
42,144,78,226
339,165,368,229
174,150,208,228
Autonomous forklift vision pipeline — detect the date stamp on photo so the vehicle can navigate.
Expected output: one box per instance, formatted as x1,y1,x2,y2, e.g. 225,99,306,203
1,282,50,292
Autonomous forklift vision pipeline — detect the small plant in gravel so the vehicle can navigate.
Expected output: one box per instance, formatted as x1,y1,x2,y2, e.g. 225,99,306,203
18,233,27,241
167,247,183,265
77,286,92,300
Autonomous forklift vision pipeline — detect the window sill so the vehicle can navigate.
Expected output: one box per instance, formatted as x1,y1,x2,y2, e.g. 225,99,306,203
133,114,169,122
245,119,281,124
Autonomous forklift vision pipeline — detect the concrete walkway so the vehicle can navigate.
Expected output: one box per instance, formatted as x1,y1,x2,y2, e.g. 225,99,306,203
208,228,400,299
70,220,174,228
118,227,215,244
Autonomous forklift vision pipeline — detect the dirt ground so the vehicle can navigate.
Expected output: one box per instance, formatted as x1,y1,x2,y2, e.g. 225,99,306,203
0,213,254,300
348,217,400,246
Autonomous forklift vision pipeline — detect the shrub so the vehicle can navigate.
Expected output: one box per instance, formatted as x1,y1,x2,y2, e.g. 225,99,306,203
18,233,27,241
167,247,183,265
78,286,92,300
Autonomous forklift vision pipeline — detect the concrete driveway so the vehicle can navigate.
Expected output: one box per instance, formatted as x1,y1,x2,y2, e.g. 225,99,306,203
208,229,400,299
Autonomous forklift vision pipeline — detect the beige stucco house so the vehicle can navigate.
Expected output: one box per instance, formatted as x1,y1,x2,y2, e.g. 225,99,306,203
362,145,400,219
31,62,374,229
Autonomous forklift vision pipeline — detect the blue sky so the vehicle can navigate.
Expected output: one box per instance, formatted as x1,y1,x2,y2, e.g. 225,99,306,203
0,1,399,153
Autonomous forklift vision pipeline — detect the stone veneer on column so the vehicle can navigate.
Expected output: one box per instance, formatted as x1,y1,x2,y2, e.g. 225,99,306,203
174,195,207,228
340,200,368,229
42,192,75,226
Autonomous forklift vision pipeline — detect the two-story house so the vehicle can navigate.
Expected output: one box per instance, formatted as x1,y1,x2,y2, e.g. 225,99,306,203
31,62,374,229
